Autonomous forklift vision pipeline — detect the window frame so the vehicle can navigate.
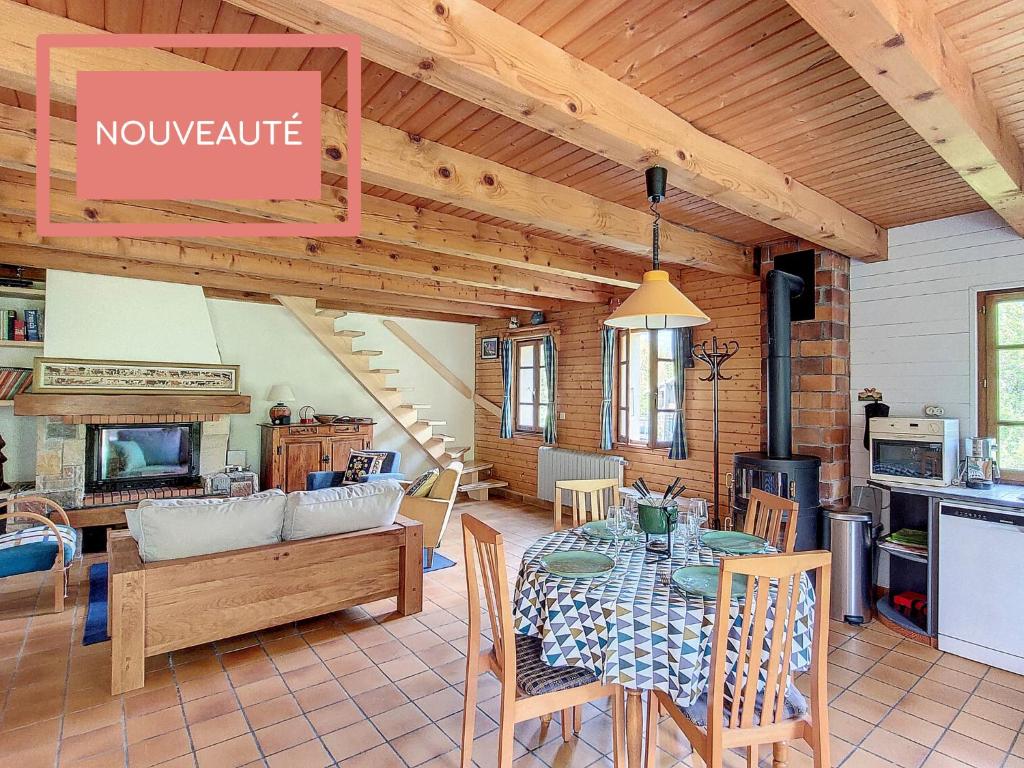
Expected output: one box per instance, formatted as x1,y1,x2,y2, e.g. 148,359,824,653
615,329,677,449
978,287,1024,483
512,337,546,435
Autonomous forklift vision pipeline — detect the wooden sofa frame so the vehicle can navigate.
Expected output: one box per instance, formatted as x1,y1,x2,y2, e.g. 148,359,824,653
107,516,423,694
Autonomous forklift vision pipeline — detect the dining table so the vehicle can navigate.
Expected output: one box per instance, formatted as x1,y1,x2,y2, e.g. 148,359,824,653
512,528,816,767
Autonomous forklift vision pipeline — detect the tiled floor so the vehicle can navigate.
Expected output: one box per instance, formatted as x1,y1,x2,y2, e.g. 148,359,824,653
1,498,1023,768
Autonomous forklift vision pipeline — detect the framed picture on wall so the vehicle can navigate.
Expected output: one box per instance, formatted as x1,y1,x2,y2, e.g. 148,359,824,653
31,357,240,394
480,336,499,360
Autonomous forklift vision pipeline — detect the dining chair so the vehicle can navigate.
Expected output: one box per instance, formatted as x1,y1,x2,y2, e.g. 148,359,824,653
0,496,77,613
743,489,800,552
644,550,831,768
552,478,621,531
460,514,625,768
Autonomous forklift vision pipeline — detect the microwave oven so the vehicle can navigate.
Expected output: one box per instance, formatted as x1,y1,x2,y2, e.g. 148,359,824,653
869,418,960,487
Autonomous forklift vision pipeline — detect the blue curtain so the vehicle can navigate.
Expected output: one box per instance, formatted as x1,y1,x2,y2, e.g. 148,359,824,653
668,327,691,460
542,335,557,444
600,327,615,450
499,338,514,439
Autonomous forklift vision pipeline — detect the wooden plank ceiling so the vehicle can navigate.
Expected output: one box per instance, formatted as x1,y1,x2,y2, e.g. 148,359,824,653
0,0,1021,321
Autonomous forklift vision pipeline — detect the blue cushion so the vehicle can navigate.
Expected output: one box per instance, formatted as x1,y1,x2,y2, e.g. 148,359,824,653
0,524,78,578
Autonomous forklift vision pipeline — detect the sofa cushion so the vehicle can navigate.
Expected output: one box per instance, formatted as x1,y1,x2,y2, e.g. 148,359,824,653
283,480,403,541
406,469,440,498
343,451,389,483
0,524,78,577
127,490,286,563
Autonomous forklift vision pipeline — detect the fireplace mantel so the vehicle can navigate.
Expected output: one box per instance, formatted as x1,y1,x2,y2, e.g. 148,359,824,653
14,393,251,416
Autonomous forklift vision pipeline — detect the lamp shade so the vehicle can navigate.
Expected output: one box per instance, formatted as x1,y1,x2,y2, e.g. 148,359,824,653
266,384,296,402
604,270,710,329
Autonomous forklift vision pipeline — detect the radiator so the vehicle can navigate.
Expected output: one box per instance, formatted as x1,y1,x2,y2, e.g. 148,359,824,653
537,447,627,503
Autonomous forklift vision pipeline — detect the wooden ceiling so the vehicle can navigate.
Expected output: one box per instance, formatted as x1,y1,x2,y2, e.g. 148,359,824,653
0,0,1022,323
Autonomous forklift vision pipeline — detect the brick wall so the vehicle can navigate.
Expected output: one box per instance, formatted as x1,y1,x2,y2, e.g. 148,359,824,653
761,244,852,507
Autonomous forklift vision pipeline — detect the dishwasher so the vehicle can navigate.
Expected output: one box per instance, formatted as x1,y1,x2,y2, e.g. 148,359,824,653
938,501,1024,674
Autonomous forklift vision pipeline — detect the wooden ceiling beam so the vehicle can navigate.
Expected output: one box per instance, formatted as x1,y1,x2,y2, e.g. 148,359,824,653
0,179,564,312
230,0,887,261
783,0,1024,236
0,0,753,278
204,288,483,324
0,102,651,289
0,243,503,321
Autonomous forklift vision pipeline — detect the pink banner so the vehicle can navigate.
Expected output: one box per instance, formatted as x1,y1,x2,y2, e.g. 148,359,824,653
76,70,322,201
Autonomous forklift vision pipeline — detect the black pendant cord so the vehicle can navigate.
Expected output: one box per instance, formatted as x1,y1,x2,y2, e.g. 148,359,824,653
692,336,740,528
649,200,661,271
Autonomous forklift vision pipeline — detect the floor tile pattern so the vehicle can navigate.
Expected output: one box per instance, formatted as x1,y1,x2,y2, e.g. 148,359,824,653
0,499,1021,768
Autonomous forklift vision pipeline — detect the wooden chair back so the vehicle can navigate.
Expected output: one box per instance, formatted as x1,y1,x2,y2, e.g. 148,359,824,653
553,479,621,529
744,489,799,552
709,551,831,736
461,514,516,674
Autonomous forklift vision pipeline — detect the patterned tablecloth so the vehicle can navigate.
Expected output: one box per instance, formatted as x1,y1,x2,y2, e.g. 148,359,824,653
512,529,816,705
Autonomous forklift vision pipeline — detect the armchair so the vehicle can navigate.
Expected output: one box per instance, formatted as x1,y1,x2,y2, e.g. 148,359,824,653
0,496,77,613
399,461,463,567
307,450,404,489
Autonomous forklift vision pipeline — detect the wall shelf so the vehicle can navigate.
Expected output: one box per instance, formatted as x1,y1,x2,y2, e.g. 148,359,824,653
0,286,45,301
0,340,42,348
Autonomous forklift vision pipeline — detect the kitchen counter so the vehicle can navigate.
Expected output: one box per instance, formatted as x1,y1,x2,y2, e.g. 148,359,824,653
869,480,1024,510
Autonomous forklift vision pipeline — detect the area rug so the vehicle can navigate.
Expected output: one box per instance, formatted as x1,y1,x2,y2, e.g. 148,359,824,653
83,548,455,645
423,549,456,573
83,562,110,646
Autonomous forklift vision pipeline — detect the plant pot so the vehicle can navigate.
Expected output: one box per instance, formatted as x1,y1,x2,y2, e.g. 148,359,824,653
638,502,678,535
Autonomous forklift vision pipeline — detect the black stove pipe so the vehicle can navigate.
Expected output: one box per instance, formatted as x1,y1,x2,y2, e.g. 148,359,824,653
766,269,806,460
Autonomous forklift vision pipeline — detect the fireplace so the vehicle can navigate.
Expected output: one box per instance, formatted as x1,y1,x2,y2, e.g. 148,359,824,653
85,422,202,493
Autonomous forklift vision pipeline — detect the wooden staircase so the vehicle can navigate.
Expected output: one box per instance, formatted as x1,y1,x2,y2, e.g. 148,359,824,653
276,296,468,468
459,461,509,501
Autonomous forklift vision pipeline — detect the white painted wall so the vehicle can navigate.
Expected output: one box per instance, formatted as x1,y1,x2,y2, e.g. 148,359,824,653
43,271,221,363
207,300,476,479
849,211,1024,488
849,211,1024,584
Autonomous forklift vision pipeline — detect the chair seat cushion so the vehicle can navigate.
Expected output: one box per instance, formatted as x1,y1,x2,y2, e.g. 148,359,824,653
680,683,808,728
515,634,600,696
0,524,78,577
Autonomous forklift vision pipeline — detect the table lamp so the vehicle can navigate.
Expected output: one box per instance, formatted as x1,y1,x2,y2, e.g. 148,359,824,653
266,384,296,425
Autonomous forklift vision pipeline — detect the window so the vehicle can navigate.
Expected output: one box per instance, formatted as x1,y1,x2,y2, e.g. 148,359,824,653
979,288,1024,481
514,338,550,434
616,329,676,448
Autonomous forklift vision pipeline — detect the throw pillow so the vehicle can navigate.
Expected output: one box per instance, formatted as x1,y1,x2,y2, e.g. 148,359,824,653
406,468,440,497
343,450,389,482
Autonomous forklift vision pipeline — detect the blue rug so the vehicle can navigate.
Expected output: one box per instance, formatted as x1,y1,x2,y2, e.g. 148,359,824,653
84,562,110,646
423,549,456,573
84,549,455,644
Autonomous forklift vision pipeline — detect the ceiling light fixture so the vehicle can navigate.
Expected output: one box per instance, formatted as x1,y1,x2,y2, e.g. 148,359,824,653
604,166,711,329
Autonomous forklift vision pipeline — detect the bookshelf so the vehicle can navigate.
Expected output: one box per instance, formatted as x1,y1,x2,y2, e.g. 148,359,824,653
0,287,45,301
0,340,42,349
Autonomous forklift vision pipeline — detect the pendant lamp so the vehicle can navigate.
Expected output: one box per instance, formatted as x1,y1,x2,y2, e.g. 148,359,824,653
604,167,710,329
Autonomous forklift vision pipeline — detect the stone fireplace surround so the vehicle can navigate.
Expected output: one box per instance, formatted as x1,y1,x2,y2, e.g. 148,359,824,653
36,412,230,509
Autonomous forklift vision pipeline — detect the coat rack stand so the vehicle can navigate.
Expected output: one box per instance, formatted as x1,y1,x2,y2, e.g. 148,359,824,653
692,336,739,528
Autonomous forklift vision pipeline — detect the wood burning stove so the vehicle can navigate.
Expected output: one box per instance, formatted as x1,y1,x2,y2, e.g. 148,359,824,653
732,266,821,551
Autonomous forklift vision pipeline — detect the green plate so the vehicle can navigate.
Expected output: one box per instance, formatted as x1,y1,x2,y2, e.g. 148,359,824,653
671,566,746,599
579,520,642,542
701,530,768,555
541,551,615,578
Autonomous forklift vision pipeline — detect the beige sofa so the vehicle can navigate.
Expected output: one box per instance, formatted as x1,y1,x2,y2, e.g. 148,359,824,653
108,480,423,694
398,461,463,567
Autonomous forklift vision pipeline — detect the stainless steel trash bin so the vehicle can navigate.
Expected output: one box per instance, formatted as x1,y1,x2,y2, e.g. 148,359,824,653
821,507,875,625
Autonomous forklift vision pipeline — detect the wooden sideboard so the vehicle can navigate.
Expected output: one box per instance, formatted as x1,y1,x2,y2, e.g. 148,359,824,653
260,422,375,492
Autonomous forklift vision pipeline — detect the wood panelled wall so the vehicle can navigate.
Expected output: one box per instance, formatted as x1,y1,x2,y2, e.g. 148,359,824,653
475,269,763,514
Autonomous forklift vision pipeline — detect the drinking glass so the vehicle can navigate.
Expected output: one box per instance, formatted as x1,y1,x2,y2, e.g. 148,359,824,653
605,505,626,540
686,498,709,558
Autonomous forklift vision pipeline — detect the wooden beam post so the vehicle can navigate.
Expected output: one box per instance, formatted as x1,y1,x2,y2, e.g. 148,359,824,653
783,0,1024,236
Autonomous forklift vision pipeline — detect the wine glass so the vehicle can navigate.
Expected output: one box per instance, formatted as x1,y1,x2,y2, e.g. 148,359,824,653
687,498,709,559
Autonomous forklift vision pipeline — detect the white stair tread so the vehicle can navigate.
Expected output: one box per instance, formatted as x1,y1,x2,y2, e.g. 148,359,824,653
462,462,493,474
370,368,400,375
395,403,430,410
352,349,383,356
334,330,364,338
446,446,470,456
460,480,509,492
430,434,456,443
314,308,346,318
416,420,446,427
384,387,414,392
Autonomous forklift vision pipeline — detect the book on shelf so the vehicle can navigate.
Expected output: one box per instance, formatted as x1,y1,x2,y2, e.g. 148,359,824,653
24,309,40,341
0,308,44,342
0,367,32,400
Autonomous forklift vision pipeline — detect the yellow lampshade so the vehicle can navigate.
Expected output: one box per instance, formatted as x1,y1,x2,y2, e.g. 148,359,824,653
604,270,710,329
